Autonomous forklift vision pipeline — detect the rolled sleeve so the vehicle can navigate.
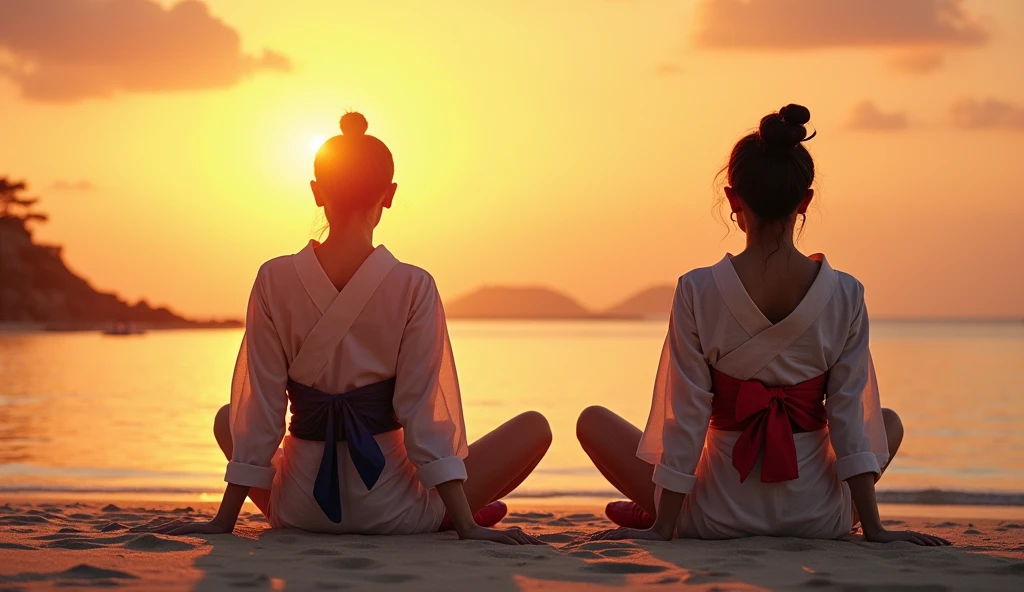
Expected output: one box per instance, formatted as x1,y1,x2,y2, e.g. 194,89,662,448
833,451,881,482
416,455,468,489
652,462,698,494
225,460,276,490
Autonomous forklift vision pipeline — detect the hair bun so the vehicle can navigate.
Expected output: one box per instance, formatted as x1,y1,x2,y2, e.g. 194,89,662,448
340,112,369,136
779,104,811,125
759,104,812,151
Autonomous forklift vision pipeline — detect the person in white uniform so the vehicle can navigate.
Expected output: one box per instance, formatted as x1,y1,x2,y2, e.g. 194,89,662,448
577,105,949,546
163,113,551,545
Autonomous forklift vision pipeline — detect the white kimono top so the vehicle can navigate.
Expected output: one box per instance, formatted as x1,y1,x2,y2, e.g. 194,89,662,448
225,241,468,534
638,254,889,539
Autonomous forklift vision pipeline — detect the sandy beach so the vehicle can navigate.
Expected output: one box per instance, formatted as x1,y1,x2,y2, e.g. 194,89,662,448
1,499,1022,591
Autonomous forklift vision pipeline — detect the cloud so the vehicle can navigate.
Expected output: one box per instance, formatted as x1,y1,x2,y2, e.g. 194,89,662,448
0,0,291,102
52,179,94,191
846,101,909,131
694,0,988,50
889,50,945,75
950,98,1024,130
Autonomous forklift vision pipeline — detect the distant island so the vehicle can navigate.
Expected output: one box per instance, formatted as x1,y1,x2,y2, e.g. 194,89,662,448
0,177,241,331
446,284,675,320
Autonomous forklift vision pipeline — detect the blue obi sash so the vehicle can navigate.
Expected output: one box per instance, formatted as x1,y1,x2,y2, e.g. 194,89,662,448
286,378,401,523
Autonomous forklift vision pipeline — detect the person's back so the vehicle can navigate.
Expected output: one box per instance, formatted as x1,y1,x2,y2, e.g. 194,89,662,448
578,105,949,546
160,113,551,546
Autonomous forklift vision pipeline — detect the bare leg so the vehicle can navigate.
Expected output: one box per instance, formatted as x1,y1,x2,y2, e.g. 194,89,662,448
878,408,904,478
851,408,903,528
576,406,657,516
213,404,272,515
462,411,553,513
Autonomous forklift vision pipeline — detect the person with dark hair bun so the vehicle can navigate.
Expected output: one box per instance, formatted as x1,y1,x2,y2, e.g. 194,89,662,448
576,106,949,546
160,113,551,545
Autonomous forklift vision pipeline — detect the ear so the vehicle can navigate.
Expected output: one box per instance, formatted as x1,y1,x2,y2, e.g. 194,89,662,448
310,180,323,208
382,182,398,210
796,188,814,214
724,186,743,215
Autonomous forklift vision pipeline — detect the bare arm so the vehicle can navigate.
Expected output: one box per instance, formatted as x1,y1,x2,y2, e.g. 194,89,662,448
436,480,542,545
848,473,949,545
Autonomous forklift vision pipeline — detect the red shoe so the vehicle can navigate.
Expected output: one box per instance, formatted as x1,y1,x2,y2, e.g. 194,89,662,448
439,501,508,531
605,501,654,529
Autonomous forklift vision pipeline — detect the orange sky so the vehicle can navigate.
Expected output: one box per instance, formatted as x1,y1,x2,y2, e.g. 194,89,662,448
2,0,1022,319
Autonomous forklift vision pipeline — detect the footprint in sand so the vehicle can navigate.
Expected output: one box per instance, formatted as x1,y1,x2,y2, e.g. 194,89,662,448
324,557,379,570
547,517,576,527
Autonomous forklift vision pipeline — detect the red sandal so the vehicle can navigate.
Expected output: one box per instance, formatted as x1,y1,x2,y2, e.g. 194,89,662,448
605,501,655,529
439,500,508,531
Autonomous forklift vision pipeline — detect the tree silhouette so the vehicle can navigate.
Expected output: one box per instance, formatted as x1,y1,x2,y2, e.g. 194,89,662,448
0,178,48,224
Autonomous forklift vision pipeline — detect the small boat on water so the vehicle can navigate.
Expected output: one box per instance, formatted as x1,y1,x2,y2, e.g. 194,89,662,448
102,322,146,336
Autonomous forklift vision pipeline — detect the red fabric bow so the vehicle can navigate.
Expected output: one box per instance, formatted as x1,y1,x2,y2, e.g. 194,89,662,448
710,369,828,483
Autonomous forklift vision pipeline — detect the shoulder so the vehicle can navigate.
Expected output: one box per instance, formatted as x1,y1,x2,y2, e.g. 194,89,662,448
390,262,437,289
675,265,718,303
386,262,440,307
256,254,297,279
831,267,866,306
678,266,716,289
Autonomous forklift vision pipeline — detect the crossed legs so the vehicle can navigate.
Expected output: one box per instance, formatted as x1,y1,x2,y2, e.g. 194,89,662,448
212,406,552,517
575,405,905,519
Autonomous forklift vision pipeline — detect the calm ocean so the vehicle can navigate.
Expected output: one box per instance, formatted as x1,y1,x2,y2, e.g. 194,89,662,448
1,321,1021,512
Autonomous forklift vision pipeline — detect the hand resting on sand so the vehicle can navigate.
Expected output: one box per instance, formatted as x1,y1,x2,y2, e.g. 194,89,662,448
151,518,234,536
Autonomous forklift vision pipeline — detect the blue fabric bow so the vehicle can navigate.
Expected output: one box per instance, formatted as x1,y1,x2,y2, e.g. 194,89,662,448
286,378,401,523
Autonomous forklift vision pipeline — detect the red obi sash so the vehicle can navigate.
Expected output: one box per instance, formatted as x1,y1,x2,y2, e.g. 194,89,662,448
710,368,828,484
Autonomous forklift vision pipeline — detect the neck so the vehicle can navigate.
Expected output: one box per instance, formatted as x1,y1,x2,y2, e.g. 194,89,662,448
742,223,798,261
314,217,376,289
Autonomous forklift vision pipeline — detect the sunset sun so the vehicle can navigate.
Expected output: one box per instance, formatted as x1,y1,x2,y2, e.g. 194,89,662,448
308,135,327,156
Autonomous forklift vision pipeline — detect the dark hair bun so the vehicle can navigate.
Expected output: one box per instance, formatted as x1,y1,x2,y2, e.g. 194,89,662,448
340,112,368,136
779,104,811,125
759,104,811,151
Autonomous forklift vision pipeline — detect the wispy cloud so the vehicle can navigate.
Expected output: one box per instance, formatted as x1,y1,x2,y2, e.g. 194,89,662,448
951,98,1024,130
0,0,291,102
694,0,988,50
692,0,987,74
845,101,909,132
